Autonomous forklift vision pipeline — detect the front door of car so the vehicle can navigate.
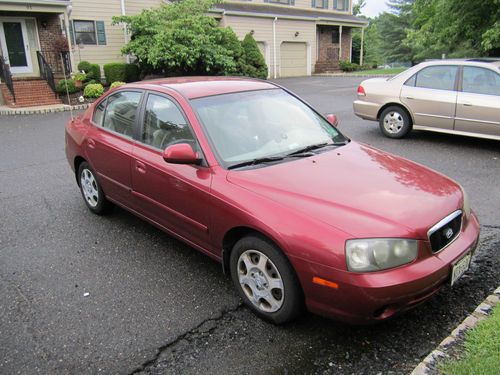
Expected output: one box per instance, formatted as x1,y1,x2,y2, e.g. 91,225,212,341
131,92,212,248
400,65,459,130
455,66,500,137
85,90,143,205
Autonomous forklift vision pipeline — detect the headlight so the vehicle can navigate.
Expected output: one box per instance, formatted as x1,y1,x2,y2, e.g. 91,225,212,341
346,239,418,272
461,185,471,219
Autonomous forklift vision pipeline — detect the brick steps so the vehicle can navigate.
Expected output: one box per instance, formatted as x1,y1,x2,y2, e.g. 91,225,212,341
315,61,341,74
1,79,62,108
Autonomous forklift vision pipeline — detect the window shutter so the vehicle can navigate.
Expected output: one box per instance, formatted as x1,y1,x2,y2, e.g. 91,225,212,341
311,0,316,7
96,21,106,45
290,0,295,5
344,0,349,11
333,0,338,9
68,20,75,45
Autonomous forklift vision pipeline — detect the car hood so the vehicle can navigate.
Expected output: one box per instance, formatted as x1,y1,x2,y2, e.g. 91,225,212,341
227,142,462,239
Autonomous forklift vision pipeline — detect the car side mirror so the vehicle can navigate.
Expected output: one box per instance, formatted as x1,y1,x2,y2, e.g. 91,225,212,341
326,114,339,127
163,143,202,165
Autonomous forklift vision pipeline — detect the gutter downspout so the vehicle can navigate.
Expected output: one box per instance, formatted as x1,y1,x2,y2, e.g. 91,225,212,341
120,0,130,63
273,17,277,79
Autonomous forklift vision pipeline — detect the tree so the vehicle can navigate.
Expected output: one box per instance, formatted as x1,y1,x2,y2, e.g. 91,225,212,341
378,0,417,64
241,33,268,79
113,0,238,76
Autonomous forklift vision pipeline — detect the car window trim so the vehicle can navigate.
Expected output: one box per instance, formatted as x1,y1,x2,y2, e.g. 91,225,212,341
136,90,208,167
90,89,145,142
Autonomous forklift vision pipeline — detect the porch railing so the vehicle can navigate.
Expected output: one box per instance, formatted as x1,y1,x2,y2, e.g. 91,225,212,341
0,56,15,104
36,51,57,98
39,51,71,76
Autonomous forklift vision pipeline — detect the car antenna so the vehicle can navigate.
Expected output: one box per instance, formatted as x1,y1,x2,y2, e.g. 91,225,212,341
60,53,74,121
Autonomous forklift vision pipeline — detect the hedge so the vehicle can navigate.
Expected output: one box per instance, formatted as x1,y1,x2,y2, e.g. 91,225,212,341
77,61,101,81
104,63,140,84
83,83,104,98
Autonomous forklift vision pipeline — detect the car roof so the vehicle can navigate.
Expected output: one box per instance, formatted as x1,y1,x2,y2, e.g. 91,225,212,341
126,76,278,99
417,59,500,70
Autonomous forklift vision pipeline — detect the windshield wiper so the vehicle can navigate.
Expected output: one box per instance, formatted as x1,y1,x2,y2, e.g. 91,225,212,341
287,140,349,157
227,156,286,170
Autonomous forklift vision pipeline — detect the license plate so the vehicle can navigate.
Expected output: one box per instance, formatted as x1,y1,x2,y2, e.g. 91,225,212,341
451,252,471,286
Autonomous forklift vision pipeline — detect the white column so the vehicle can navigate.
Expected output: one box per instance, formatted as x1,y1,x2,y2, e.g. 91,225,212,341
339,25,343,61
63,10,75,73
360,27,364,66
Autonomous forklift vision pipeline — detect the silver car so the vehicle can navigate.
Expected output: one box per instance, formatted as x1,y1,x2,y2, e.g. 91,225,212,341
353,59,500,140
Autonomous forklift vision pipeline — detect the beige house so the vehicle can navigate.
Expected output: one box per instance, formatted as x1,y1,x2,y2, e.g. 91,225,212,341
0,0,366,107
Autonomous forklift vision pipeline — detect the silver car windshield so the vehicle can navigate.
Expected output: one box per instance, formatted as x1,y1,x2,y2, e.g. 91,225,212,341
191,89,347,168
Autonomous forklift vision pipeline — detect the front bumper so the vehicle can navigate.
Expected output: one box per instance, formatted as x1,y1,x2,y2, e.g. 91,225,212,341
290,212,480,324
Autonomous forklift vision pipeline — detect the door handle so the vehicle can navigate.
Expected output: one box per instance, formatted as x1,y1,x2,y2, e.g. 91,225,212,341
87,138,96,149
404,96,414,99
136,161,146,174
462,102,473,107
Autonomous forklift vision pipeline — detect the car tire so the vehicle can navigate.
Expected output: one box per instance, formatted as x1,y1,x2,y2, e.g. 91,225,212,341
230,234,304,324
379,106,412,139
77,162,112,215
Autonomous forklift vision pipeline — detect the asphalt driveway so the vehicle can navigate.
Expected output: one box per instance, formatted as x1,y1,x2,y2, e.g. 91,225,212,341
0,76,498,375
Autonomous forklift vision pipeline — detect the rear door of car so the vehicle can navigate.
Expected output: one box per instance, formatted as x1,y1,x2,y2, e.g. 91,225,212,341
455,65,500,137
400,65,459,130
130,90,213,249
85,90,143,205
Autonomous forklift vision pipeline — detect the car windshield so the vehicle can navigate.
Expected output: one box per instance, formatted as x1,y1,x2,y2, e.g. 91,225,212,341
191,89,347,168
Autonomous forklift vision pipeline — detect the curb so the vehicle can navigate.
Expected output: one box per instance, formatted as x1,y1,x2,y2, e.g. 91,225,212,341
0,103,91,116
411,286,500,375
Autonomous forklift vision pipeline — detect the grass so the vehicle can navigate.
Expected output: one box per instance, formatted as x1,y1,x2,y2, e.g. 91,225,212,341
351,67,408,75
440,303,500,375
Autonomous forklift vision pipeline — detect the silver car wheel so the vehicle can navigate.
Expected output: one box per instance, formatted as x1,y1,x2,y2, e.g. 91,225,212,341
237,250,284,313
80,168,99,208
383,111,405,134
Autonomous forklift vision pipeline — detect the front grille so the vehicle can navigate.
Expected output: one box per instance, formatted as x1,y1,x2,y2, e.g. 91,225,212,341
428,210,462,253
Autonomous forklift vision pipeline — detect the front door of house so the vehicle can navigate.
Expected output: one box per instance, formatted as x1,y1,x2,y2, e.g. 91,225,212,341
0,18,33,74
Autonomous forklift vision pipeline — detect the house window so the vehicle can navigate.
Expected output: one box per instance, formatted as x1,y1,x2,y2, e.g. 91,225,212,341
333,0,350,11
71,20,107,45
312,0,328,8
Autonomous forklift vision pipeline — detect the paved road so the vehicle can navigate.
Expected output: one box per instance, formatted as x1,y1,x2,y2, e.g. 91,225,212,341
0,77,498,375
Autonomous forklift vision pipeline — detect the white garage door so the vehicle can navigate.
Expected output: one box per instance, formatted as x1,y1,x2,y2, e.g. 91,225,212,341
280,42,307,77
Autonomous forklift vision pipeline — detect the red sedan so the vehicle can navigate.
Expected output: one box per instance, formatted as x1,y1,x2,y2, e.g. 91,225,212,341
65,77,480,324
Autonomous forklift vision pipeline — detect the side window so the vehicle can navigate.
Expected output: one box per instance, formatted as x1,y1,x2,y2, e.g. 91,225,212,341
92,99,106,126
404,74,417,87
415,65,458,91
463,66,500,96
142,94,196,150
101,91,142,138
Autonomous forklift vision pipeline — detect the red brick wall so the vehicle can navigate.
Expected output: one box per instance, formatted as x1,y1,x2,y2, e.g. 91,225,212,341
317,26,352,62
37,14,64,52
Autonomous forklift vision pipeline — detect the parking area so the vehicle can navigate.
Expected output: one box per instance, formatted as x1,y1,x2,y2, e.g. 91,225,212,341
0,76,499,375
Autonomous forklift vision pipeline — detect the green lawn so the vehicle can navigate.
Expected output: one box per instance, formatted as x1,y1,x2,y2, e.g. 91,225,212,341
351,67,408,75
440,303,500,375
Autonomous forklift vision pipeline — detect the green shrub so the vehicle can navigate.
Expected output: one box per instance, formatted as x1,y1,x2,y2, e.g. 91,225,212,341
77,60,101,81
104,63,127,84
56,79,78,94
73,72,86,82
241,33,268,79
83,83,104,98
110,81,125,89
339,60,360,72
125,64,140,82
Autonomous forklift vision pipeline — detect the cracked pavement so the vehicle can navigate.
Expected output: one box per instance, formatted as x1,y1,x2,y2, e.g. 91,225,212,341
1,77,499,374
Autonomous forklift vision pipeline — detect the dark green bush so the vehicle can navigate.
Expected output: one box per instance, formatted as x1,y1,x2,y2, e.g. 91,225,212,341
339,60,360,72
241,33,268,79
56,79,78,94
104,63,127,85
125,64,140,82
77,60,101,81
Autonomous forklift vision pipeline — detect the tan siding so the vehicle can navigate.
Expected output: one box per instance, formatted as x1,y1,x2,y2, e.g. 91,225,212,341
125,0,163,16
226,0,353,14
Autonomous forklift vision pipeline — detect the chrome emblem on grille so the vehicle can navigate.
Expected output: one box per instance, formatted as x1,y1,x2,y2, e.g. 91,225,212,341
445,228,454,239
